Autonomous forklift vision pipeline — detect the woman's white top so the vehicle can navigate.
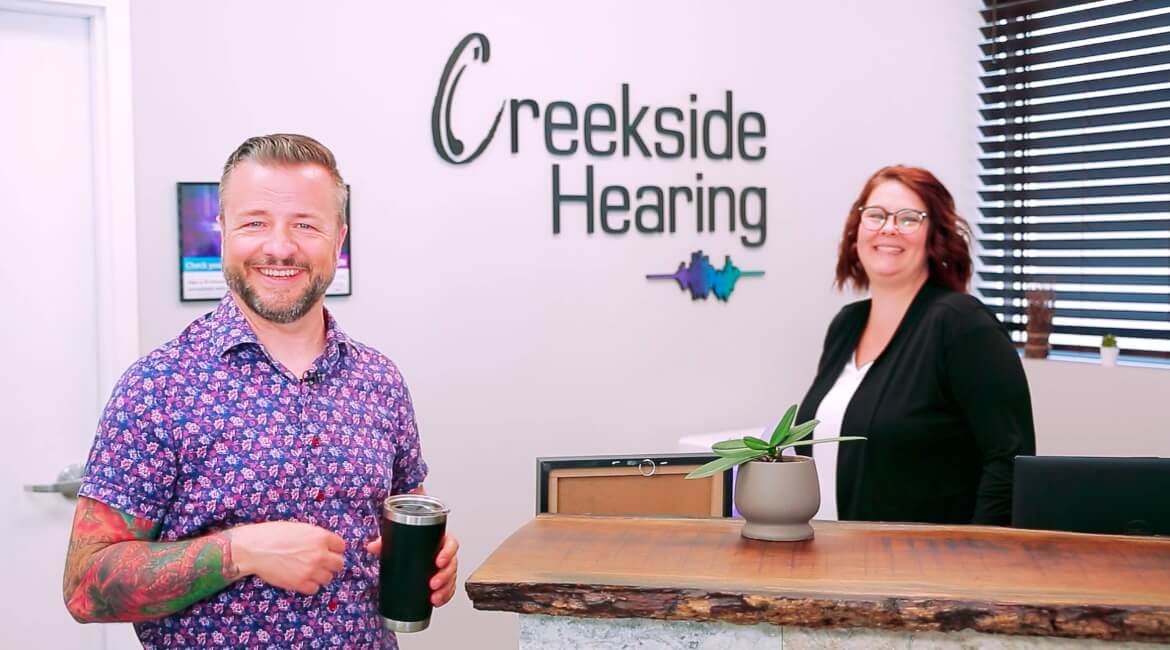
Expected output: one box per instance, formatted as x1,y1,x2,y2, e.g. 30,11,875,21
812,352,871,521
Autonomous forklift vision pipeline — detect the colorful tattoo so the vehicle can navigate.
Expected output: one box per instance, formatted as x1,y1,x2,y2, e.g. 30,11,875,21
63,497,239,623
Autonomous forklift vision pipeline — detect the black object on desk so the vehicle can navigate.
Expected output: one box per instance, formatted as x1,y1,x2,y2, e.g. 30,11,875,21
1012,455,1170,536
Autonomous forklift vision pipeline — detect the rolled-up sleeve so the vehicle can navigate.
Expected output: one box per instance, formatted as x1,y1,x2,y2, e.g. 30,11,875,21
390,379,428,496
77,364,178,521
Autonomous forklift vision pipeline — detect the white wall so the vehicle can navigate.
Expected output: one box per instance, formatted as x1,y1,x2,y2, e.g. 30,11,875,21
1023,360,1170,457
118,2,1170,649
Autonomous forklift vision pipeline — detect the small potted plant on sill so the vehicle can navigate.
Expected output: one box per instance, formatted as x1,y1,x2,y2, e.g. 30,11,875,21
685,404,864,542
1100,333,1119,367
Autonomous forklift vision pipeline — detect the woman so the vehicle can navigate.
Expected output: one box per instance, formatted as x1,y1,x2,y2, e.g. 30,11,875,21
796,165,1035,526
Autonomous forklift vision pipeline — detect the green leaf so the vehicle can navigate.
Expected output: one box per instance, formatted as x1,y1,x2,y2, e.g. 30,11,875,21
713,445,751,458
685,450,765,479
783,419,820,445
742,436,772,451
712,439,748,452
769,404,799,446
776,436,867,452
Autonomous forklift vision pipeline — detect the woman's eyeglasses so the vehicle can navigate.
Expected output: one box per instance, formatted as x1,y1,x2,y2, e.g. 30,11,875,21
858,206,927,234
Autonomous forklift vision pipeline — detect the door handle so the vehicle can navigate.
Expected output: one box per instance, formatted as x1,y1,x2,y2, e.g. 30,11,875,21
24,463,84,500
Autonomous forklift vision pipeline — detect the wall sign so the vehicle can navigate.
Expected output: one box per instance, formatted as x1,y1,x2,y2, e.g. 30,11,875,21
431,33,768,249
431,33,768,302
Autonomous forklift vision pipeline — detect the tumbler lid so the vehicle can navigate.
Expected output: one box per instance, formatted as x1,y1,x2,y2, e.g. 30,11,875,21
384,494,449,525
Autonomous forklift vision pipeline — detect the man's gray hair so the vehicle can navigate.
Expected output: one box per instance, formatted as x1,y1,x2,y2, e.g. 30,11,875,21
219,133,348,225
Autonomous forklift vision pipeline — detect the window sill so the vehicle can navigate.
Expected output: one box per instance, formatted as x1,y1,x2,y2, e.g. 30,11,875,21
1021,350,1170,371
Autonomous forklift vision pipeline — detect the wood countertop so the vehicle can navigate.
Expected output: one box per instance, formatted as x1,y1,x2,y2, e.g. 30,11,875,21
465,515,1170,642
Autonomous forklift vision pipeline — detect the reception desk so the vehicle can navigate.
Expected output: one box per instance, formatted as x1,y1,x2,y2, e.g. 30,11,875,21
466,515,1170,648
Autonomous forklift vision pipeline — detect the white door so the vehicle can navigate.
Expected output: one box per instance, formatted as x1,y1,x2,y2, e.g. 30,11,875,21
0,2,139,648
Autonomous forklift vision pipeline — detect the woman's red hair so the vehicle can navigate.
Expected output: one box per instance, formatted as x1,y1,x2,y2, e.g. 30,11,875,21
835,165,972,293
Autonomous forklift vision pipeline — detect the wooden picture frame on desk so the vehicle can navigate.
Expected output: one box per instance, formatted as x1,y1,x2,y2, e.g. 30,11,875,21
536,453,733,518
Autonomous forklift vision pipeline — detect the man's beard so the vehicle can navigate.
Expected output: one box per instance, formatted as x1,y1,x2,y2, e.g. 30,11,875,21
223,255,335,324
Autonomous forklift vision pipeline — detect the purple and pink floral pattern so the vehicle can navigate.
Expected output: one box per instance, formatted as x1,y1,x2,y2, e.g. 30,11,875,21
79,295,427,649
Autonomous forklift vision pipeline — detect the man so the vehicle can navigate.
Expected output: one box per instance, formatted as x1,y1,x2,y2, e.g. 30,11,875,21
63,134,458,648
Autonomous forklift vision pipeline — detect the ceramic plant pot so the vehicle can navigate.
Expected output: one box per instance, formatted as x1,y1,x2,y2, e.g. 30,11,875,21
734,455,819,542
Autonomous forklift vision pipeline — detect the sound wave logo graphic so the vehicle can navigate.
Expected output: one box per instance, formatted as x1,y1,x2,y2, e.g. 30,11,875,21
646,251,764,301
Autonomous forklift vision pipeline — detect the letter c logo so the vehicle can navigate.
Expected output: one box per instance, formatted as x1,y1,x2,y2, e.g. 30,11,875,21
432,33,504,165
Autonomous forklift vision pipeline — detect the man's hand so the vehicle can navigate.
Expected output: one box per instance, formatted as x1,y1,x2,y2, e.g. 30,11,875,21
230,522,346,595
366,533,460,606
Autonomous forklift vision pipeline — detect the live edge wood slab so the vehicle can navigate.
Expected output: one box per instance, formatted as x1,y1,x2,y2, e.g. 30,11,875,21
465,515,1170,643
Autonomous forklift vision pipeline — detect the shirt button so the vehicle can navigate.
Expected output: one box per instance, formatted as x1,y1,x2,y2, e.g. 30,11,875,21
315,490,325,503
327,598,339,612
310,436,321,447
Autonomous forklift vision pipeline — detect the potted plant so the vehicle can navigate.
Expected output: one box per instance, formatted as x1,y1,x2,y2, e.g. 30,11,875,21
686,404,864,542
1100,334,1119,367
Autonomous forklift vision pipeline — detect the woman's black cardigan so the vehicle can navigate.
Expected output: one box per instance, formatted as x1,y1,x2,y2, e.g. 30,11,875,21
796,281,1036,525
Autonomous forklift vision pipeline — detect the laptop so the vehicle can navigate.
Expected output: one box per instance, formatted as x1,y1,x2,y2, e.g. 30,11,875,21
1012,456,1170,536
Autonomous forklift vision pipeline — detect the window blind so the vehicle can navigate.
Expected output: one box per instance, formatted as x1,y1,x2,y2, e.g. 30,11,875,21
978,0,1170,355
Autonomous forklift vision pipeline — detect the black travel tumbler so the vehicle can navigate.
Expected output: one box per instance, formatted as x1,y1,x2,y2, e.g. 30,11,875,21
379,494,449,632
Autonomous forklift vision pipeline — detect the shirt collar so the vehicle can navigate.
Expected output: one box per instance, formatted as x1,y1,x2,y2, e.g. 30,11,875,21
210,294,354,359
322,307,355,365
